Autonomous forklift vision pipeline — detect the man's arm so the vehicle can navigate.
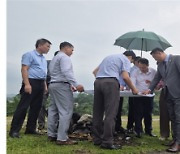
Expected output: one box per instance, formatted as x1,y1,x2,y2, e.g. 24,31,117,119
44,81,48,94
143,69,161,94
93,67,99,77
21,64,32,94
60,56,84,92
121,71,138,94
149,69,162,92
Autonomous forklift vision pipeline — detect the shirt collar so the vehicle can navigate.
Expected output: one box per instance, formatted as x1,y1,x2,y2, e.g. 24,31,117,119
139,68,151,75
34,50,43,56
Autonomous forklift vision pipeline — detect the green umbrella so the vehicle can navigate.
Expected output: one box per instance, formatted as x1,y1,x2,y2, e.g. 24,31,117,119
114,29,172,57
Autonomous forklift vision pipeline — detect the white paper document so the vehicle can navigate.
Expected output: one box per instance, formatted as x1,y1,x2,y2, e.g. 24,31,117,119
84,90,155,97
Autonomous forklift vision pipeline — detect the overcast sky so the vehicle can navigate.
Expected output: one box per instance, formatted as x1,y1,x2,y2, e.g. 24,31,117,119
7,0,180,94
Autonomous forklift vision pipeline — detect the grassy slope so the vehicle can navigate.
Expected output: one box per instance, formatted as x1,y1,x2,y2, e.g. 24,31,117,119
7,116,170,154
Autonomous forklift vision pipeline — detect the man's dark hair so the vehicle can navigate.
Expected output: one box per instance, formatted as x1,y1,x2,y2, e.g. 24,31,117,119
35,38,52,48
138,58,149,66
150,48,164,55
134,56,141,62
54,51,59,56
123,50,136,60
59,42,74,50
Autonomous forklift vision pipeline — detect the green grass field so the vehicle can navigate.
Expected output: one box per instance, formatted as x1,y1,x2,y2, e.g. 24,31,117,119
7,116,173,154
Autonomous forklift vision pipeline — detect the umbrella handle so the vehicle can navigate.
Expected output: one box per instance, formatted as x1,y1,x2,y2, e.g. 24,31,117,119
141,38,143,57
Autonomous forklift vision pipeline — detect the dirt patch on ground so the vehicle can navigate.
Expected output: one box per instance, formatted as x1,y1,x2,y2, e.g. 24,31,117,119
113,133,139,146
72,149,92,154
70,132,139,147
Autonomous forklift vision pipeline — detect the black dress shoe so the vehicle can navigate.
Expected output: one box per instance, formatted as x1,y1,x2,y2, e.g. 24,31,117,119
48,136,57,142
100,144,121,150
166,142,180,153
9,132,20,138
145,133,157,137
25,130,41,135
163,140,176,146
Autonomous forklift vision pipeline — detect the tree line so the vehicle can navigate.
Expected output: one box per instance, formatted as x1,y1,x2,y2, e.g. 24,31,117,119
7,92,161,116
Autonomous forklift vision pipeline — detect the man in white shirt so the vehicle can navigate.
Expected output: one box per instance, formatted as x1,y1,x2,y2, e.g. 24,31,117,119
131,58,156,138
127,56,141,133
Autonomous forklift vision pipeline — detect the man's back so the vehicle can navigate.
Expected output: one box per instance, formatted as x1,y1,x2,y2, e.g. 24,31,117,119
96,54,131,81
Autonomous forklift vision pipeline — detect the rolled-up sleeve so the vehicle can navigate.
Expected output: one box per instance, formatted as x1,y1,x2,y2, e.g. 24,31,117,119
21,52,33,66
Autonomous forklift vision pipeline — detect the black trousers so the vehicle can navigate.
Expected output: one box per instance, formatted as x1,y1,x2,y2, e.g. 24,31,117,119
93,78,120,146
37,92,48,129
127,97,135,130
133,97,154,134
115,97,124,132
10,79,44,133
159,89,171,138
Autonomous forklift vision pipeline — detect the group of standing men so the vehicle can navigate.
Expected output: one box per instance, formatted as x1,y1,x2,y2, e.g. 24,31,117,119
9,39,84,146
92,47,180,152
9,38,180,152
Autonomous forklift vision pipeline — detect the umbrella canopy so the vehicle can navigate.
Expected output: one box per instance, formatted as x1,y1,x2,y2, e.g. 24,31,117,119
114,30,172,56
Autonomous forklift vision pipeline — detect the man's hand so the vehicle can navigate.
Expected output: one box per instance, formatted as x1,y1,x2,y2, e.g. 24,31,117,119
132,88,139,95
120,86,124,91
145,80,151,84
76,85,84,92
44,84,48,94
142,89,151,95
24,84,32,94
71,86,77,92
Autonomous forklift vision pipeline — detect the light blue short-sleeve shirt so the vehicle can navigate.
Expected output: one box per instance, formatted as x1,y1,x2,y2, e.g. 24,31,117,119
21,50,47,79
119,76,126,86
96,54,131,81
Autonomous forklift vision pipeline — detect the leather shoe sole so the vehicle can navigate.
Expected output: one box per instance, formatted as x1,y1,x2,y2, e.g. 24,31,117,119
48,136,57,142
56,139,78,145
166,145,180,153
145,133,157,137
100,144,121,150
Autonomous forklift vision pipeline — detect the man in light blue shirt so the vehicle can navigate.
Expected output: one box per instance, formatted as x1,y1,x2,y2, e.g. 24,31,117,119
9,38,51,138
92,51,138,150
22,50,47,79
95,53,131,81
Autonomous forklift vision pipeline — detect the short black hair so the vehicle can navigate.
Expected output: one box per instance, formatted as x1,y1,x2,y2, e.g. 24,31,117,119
123,50,136,60
138,58,149,66
59,42,74,50
35,38,52,48
134,56,141,62
150,48,164,55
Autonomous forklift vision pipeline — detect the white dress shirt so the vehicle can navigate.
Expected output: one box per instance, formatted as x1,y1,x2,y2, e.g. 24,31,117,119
131,67,156,92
